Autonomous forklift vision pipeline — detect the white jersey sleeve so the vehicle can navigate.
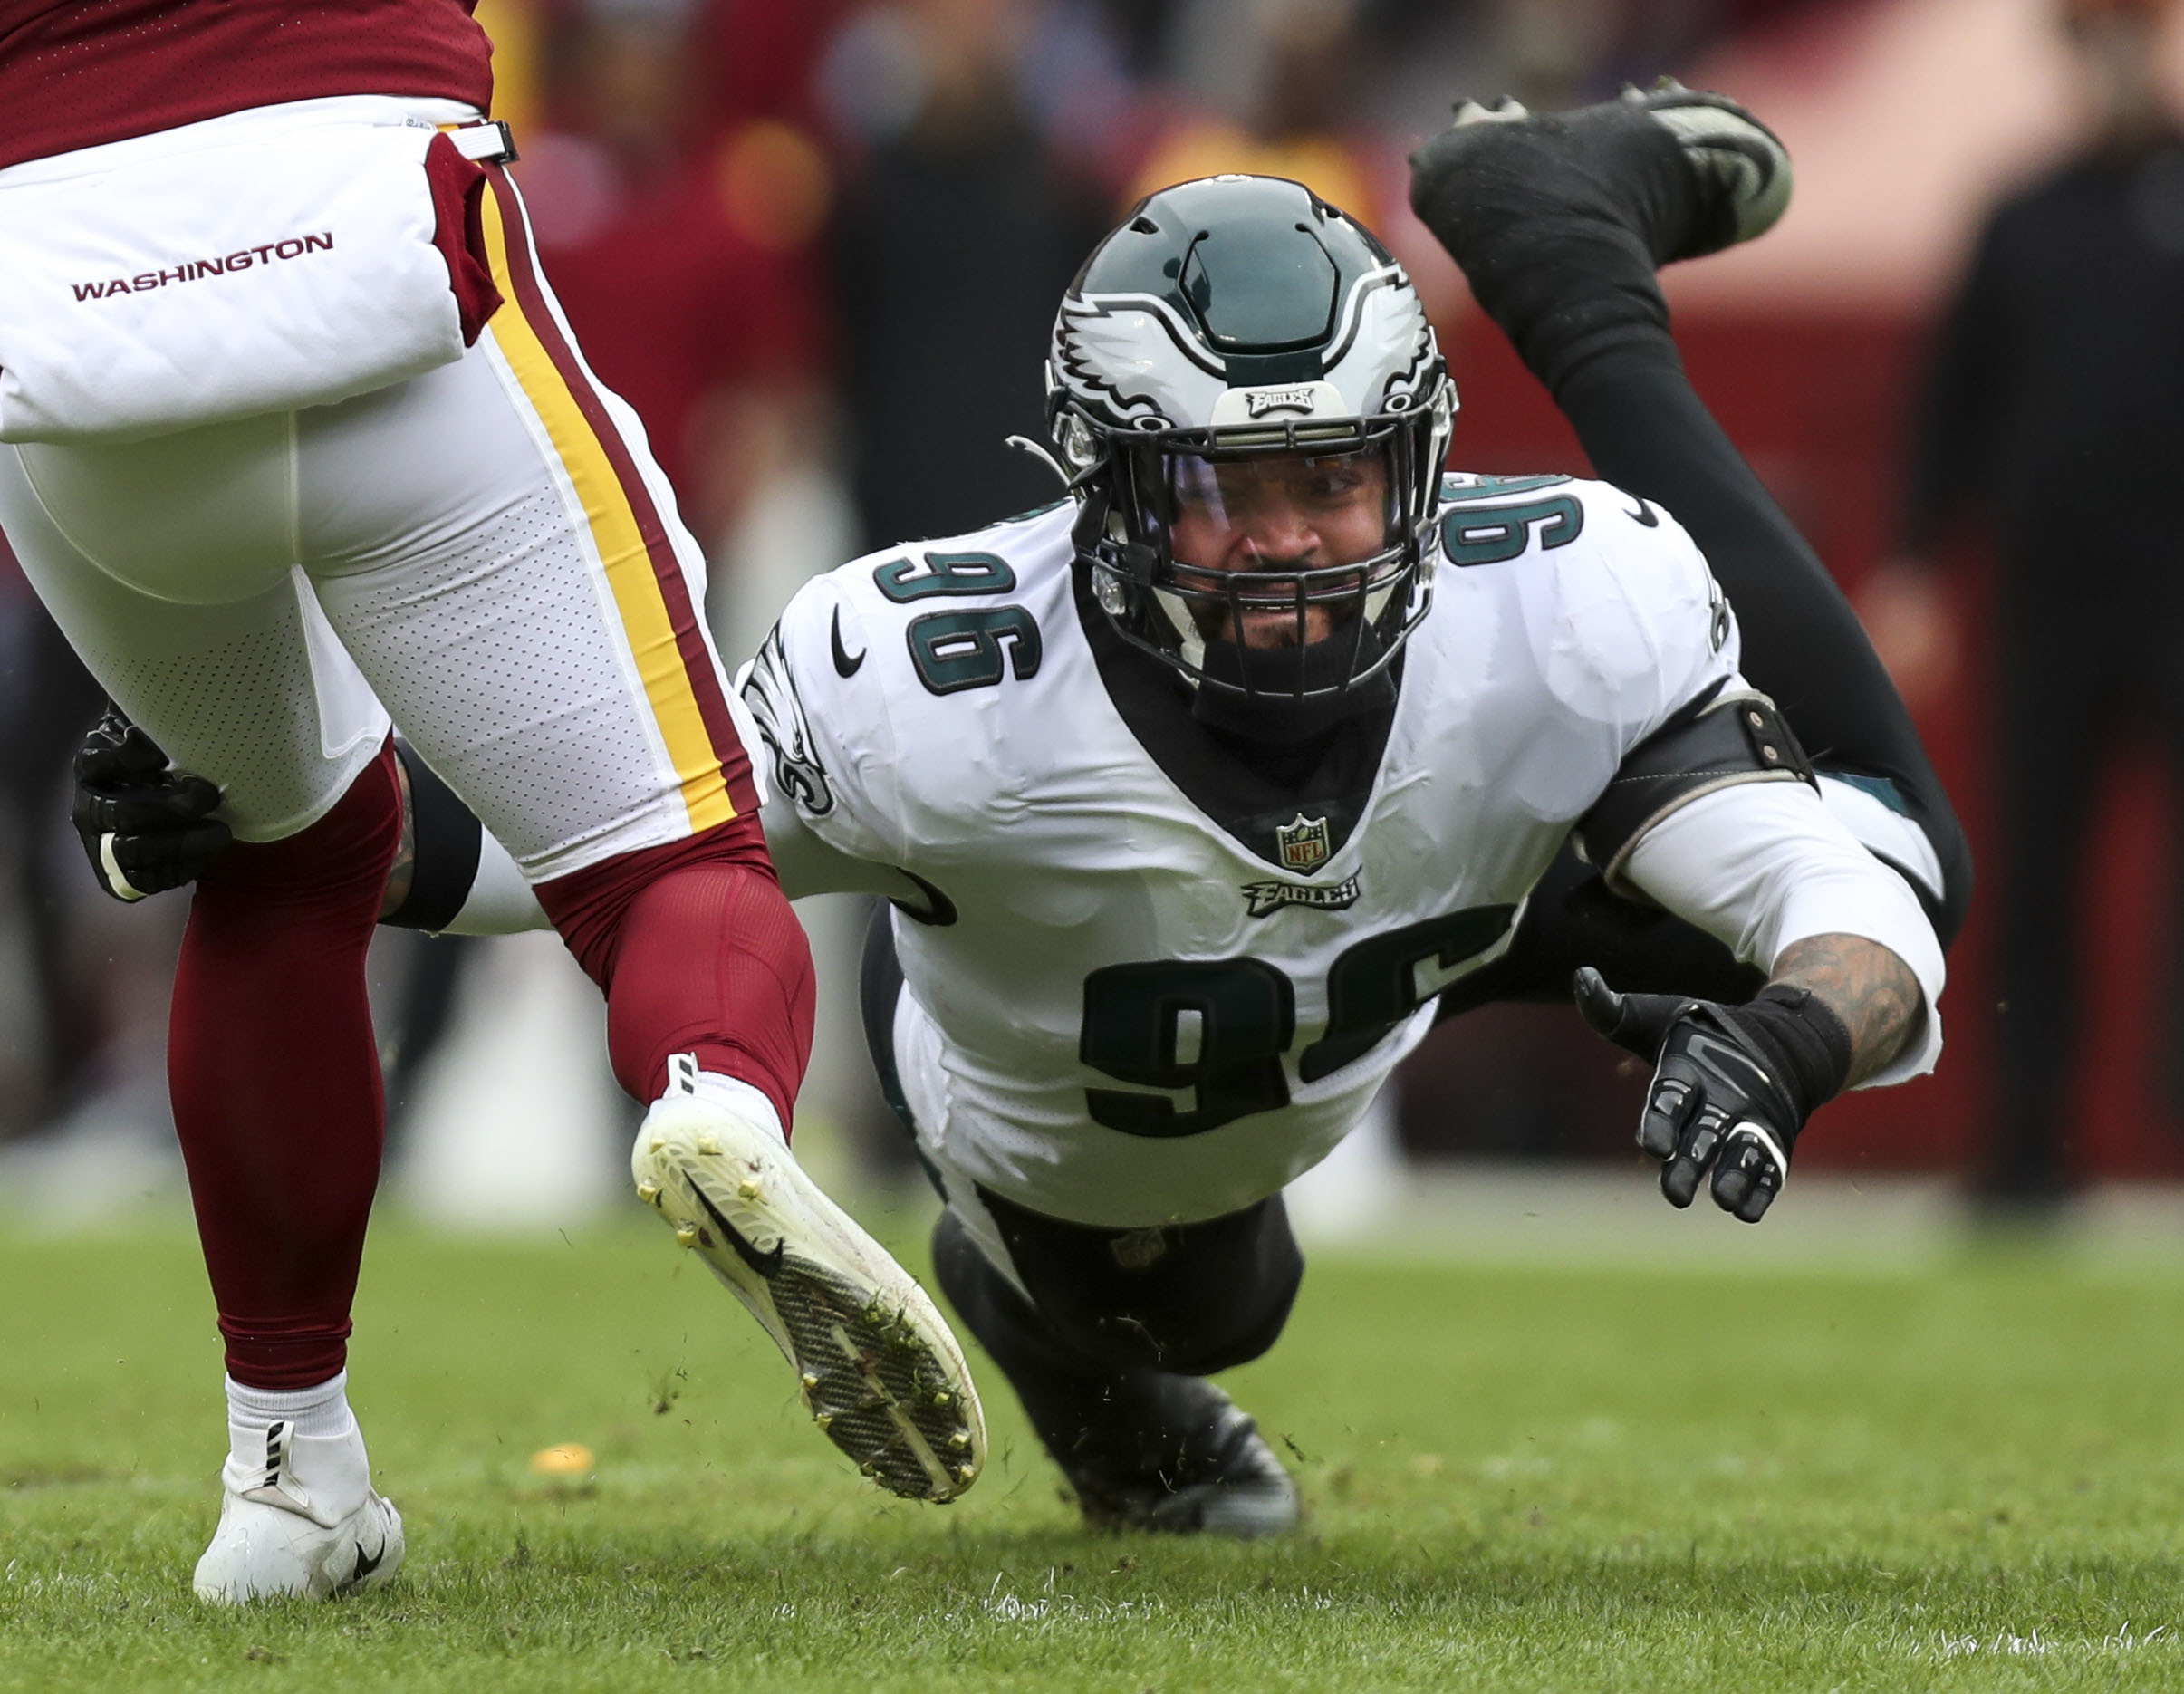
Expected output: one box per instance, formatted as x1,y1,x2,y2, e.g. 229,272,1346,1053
1436,476,1746,833
738,575,910,872
1510,480,1742,761
1623,781,1946,1085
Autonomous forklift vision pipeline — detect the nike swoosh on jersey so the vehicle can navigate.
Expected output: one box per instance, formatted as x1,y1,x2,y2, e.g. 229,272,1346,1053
831,609,866,678
1625,497,1660,527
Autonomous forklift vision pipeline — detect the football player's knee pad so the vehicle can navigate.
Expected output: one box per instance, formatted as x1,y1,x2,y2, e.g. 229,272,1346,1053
976,1189,1304,1378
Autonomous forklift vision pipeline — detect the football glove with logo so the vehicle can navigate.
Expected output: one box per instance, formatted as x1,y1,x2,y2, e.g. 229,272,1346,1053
72,704,230,900
1573,966,1852,1222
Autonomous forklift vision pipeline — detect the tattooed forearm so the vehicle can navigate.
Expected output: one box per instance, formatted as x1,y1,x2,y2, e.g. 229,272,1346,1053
1769,932,1924,1087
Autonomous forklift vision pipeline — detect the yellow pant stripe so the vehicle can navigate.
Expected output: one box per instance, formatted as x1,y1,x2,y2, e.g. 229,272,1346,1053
475,174,733,833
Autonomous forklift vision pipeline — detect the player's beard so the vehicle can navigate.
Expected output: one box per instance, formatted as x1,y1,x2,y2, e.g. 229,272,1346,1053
1189,618,1398,745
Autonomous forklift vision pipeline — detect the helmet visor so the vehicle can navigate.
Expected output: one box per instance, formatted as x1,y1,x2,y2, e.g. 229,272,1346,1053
1152,441,1406,654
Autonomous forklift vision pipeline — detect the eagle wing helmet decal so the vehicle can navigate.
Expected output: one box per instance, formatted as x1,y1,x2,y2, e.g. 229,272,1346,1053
1051,292,1230,431
1318,264,1438,417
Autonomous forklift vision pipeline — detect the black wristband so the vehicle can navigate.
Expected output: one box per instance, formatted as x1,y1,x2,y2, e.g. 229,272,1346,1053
1718,985,1853,1127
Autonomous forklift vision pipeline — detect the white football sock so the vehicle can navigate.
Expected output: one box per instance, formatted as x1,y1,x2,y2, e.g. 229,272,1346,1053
656,1052,787,1147
226,1370,354,1454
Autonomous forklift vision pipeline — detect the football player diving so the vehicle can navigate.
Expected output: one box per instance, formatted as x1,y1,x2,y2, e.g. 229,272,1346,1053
78,86,1968,1538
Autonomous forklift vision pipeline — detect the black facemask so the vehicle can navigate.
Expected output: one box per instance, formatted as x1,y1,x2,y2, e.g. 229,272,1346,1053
1188,626,1400,746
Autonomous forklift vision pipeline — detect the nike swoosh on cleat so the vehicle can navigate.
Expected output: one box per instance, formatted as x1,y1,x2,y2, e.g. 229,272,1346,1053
690,1180,786,1281
1625,497,1660,527
351,1539,386,1582
831,609,866,678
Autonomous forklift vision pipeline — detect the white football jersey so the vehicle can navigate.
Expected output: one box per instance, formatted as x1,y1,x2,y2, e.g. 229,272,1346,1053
743,476,1741,1228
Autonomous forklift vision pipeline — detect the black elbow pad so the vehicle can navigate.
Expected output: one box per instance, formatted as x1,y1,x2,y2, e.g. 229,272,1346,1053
1575,688,1815,895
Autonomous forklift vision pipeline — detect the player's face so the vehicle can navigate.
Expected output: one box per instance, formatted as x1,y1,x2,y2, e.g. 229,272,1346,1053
1164,448,1396,649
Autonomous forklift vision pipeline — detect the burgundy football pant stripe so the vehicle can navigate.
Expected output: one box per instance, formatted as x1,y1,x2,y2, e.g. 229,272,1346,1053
168,740,402,1391
482,167,759,816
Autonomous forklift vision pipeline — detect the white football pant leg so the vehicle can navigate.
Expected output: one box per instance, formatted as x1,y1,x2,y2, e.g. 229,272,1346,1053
0,434,388,842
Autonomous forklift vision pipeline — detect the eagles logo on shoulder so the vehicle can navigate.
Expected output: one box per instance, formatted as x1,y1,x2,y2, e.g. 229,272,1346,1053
740,625,834,817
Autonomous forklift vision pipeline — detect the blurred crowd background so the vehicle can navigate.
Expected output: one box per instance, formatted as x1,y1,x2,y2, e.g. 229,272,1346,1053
4,0,2183,1227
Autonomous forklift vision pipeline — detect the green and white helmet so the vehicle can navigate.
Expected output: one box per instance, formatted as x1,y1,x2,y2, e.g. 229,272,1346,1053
1046,174,1455,725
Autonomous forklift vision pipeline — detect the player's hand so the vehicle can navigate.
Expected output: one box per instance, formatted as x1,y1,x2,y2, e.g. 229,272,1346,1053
72,705,231,900
1573,966,1808,1222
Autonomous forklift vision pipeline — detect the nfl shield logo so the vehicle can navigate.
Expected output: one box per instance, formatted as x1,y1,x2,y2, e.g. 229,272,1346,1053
1275,813,1333,873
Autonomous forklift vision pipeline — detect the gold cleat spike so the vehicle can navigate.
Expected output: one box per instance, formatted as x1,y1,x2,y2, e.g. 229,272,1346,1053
636,1182,660,1205
696,1134,720,1156
674,1223,698,1247
931,1391,952,1408
737,1179,761,1200
813,1413,832,1431
956,1465,977,1484
801,1373,820,1391
949,1431,970,1450
648,1135,666,1154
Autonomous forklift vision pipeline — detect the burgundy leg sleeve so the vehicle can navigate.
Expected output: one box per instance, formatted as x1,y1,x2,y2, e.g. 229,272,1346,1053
168,741,402,1391
536,816,814,1133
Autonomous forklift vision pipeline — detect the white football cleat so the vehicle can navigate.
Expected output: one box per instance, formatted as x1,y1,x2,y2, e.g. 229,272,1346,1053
631,1094,986,1501
192,1418,404,1603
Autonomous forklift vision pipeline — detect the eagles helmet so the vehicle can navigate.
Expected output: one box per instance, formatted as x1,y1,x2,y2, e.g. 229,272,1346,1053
1046,175,1454,735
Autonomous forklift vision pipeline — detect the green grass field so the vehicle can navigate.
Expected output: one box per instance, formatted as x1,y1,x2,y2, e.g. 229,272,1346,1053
5,1204,2184,1691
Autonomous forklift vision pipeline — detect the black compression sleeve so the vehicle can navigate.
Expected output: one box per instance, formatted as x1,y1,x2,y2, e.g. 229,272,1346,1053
1554,362,1972,945
384,742,484,933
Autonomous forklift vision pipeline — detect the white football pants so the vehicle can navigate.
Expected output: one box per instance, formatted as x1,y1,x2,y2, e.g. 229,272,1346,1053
0,101,752,879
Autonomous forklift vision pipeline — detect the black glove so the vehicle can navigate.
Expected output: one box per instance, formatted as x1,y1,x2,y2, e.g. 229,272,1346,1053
72,705,232,900
1573,966,1852,1222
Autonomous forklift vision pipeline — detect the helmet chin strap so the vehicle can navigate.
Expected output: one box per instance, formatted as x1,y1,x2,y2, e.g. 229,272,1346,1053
1190,629,1398,746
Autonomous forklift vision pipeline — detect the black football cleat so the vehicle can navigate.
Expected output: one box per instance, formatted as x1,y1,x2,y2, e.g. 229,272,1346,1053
1049,1372,1299,1538
1409,81,1791,395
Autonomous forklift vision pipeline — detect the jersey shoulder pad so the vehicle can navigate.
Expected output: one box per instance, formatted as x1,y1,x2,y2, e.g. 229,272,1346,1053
745,506,1077,853
1491,476,1737,737
742,572,907,863
817,507,1072,700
